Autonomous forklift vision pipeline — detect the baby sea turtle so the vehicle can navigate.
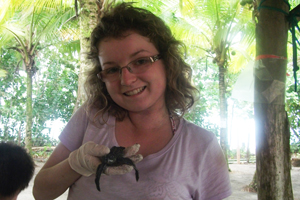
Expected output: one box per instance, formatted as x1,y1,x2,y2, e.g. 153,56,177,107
95,146,139,191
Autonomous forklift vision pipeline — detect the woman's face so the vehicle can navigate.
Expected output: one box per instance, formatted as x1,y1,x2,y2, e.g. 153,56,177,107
98,31,167,113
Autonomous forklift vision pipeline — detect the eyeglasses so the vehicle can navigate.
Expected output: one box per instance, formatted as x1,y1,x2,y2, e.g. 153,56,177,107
97,54,161,82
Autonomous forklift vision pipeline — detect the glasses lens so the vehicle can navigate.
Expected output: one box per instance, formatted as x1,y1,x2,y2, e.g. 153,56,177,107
100,67,120,82
128,58,151,74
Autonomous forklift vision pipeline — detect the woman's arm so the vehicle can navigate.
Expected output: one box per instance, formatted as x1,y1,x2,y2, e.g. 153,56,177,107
33,143,81,200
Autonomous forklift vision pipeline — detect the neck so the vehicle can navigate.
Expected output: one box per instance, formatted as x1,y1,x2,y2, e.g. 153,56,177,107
115,107,176,156
126,108,170,133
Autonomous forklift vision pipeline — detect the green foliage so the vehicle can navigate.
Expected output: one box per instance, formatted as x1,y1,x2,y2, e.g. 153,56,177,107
286,80,300,153
32,47,79,146
228,147,248,159
0,46,78,146
1,0,299,152
32,145,54,161
291,143,300,154
228,142,255,162
286,85,300,131
0,49,26,142
0,0,79,152
286,0,300,154
184,56,220,135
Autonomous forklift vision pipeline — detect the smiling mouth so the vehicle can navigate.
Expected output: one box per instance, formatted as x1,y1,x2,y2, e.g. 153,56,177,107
124,86,146,96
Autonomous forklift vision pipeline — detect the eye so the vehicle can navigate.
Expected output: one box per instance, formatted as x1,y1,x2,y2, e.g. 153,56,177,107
104,67,119,74
132,58,150,66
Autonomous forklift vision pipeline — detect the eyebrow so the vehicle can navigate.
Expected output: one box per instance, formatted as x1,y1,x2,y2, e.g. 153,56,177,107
130,49,148,58
101,49,149,67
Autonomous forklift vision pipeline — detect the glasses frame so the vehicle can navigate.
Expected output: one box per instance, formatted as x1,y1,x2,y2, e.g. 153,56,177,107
97,54,161,82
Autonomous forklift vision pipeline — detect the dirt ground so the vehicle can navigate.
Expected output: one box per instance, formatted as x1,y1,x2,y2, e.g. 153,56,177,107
19,162,300,200
225,163,300,200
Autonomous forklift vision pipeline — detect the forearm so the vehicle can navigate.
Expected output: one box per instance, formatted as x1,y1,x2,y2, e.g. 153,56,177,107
33,159,81,200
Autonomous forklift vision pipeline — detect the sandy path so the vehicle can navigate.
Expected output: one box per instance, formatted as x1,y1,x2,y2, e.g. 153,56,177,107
19,162,300,199
226,163,300,200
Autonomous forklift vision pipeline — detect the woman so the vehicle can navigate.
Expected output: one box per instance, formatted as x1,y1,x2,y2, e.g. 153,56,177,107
33,3,231,200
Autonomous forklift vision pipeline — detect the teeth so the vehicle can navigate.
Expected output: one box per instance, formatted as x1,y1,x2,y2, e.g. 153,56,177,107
125,87,145,96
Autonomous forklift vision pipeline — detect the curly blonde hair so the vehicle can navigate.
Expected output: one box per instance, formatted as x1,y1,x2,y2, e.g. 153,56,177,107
85,2,198,121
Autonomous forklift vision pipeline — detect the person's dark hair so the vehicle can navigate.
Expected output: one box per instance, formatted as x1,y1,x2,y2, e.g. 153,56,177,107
85,2,198,121
0,142,35,198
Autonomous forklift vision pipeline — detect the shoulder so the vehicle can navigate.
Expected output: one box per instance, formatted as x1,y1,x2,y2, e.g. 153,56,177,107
172,118,220,160
180,118,216,146
70,104,108,125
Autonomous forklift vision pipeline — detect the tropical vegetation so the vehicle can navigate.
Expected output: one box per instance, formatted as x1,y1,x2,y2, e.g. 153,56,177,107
0,0,299,198
0,0,299,155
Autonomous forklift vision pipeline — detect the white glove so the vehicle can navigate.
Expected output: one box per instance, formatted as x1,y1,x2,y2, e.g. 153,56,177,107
68,142,143,177
68,141,110,176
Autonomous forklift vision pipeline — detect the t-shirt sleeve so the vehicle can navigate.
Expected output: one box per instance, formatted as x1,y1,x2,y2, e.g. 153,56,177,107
197,135,232,200
59,106,89,152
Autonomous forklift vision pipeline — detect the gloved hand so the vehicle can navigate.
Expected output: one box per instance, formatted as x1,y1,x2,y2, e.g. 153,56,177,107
68,141,110,176
68,142,143,177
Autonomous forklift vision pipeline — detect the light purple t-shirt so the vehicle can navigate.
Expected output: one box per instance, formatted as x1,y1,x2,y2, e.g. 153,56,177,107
59,106,232,200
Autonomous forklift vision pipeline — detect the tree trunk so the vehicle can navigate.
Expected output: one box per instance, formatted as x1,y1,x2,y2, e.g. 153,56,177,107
237,134,240,164
255,0,293,199
3,123,9,141
219,65,230,170
3,100,12,141
25,69,33,154
74,0,102,113
247,131,250,163
249,170,258,192
17,121,23,145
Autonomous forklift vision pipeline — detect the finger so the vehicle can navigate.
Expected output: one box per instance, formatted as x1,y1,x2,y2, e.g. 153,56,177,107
123,144,140,157
104,165,133,175
85,154,102,173
127,154,143,164
88,144,110,157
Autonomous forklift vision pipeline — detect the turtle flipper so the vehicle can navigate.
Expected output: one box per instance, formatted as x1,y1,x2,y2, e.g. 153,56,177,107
118,157,139,182
95,164,106,191
133,164,139,181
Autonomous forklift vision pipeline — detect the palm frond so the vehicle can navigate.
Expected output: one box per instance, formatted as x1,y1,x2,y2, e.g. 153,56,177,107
1,26,29,60
0,68,8,77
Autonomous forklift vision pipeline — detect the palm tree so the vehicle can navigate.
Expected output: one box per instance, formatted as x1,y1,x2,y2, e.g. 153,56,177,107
0,0,75,153
185,0,254,169
73,0,103,111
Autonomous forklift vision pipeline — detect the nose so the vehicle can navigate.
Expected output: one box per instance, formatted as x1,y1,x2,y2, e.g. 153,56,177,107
120,67,137,85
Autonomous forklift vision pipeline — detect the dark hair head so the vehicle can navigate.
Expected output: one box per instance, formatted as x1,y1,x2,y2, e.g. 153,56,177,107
85,2,198,120
0,142,35,198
